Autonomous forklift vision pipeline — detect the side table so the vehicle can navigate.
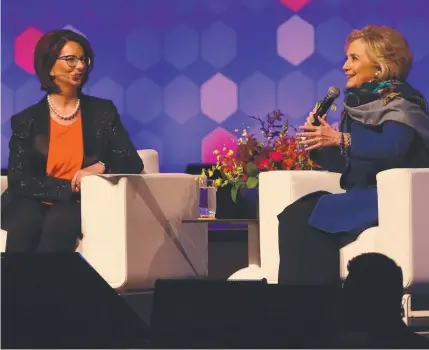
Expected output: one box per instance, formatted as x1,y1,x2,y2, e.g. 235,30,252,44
182,218,265,280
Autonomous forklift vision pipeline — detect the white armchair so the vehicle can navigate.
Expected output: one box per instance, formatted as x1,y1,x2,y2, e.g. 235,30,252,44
232,169,429,323
257,168,429,285
1,149,208,291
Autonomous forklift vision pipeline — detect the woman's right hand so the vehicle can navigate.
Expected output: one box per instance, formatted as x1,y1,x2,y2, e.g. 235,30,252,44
305,105,326,127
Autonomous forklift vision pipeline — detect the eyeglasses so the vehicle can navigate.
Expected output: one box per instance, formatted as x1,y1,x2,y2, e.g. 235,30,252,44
58,55,91,68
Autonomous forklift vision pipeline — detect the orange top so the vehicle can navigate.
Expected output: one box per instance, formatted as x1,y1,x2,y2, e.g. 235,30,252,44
46,116,83,181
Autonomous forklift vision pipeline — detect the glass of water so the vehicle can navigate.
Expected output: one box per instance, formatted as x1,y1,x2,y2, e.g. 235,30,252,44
199,180,216,219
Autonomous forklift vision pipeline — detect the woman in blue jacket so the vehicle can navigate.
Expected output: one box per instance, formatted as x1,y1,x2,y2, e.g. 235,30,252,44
277,25,429,285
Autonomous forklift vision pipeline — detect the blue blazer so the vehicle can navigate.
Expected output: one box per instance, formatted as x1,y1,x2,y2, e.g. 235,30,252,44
308,119,425,235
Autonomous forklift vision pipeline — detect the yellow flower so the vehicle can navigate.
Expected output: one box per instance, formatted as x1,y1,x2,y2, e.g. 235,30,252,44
227,149,234,157
194,176,205,185
234,128,239,133
242,129,248,137
222,147,227,152
215,178,222,186
213,149,220,155
208,169,214,177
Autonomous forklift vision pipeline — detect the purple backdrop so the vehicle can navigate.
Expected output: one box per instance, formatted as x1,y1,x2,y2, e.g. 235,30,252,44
2,0,428,172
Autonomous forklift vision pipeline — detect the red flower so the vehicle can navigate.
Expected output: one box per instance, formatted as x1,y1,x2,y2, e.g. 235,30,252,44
269,151,283,162
258,158,270,170
289,151,298,160
282,158,295,170
242,174,248,181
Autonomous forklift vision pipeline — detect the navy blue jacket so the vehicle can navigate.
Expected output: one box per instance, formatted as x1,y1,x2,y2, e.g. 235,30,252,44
308,119,426,235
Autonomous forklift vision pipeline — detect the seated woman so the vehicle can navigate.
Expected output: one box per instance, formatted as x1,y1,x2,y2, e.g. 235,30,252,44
1,29,143,252
278,25,429,285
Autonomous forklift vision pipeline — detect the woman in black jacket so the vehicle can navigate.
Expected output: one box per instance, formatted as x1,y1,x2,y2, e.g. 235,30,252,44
1,29,143,252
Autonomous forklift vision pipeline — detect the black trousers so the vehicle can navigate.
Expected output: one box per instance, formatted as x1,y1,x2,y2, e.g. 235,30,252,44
278,191,354,286
2,197,82,253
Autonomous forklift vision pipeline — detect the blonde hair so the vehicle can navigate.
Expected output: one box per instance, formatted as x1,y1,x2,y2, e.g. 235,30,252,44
345,25,413,81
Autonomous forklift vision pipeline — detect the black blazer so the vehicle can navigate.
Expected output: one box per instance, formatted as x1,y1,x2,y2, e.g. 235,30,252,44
1,93,144,213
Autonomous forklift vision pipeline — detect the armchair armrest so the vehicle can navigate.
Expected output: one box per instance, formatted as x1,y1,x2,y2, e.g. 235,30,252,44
80,173,207,290
375,168,429,288
259,170,344,283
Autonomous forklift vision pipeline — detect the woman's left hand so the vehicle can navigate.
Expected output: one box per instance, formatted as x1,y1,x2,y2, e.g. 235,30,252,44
296,116,341,151
71,162,105,192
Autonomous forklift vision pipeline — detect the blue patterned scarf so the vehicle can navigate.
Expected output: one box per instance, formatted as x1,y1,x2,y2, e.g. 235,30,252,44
344,80,428,111
340,81,429,155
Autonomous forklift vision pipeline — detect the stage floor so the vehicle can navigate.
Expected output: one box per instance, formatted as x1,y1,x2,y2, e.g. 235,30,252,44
121,230,429,340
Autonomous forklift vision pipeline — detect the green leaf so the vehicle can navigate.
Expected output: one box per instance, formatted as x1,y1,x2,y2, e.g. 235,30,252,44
245,162,258,176
246,177,258,189
231,185,239,203
236,179,246,188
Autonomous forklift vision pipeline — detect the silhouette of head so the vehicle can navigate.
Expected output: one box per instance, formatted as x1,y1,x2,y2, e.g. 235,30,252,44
343,253,403,328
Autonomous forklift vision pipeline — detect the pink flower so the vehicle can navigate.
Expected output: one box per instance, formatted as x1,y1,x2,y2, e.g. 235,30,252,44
269,152,283,162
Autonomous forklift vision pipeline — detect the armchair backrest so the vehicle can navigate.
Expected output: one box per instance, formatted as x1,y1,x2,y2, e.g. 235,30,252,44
1,176,7,195
138,149,160,174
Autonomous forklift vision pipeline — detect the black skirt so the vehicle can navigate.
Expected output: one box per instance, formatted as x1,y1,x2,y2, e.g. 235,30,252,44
277,191,356,285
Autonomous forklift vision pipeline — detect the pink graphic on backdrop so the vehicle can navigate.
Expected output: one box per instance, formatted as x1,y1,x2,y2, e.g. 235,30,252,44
277,15,314,66
202,127,237,163
14,27,43,74
279,0,311,12
201,73,238,123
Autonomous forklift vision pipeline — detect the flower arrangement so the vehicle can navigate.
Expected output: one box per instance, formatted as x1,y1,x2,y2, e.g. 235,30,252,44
202,110,320,202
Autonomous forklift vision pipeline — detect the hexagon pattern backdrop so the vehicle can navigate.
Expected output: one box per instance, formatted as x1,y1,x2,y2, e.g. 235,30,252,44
2,0,428,172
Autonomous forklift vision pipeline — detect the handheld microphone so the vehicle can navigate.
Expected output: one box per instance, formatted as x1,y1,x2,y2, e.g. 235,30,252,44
312,86,340,126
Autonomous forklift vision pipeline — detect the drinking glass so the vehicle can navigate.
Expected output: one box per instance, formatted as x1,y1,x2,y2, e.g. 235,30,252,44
199,180,216,219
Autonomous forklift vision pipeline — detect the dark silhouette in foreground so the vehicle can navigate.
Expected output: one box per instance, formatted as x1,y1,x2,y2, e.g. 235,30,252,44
336,253,429,348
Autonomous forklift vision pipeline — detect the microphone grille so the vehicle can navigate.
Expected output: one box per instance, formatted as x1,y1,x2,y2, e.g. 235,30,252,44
327,86,340,98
